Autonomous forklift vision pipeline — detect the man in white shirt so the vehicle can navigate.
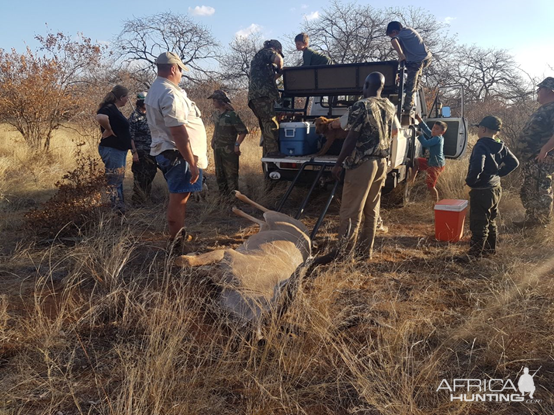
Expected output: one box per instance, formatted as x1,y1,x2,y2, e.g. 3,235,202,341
145,52,208,242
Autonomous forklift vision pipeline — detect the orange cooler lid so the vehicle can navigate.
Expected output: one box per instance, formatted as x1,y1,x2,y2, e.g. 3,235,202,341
434,199,468,212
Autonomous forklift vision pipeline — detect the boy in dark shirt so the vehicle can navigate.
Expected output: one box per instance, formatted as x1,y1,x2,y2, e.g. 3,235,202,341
294,32,332,66
464,116,519,259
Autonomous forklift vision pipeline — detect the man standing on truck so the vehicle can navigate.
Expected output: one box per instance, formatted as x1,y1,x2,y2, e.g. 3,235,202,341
327,72,397,262
248,40,286,158
386,21,432,119
515,77,554,228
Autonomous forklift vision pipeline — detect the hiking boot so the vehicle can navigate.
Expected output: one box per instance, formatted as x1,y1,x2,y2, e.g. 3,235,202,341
167,229,195,255
482,249,497,258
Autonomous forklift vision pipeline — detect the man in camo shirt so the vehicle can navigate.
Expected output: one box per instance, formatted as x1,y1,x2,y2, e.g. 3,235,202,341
129,92,158,203
516,77,554,227
248,39,284,157
330,72,397,261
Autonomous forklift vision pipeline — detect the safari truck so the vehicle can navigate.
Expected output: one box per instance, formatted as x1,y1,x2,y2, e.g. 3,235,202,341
262,60,468,237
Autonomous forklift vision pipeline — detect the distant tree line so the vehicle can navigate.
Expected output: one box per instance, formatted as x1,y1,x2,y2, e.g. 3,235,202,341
0,1,539,150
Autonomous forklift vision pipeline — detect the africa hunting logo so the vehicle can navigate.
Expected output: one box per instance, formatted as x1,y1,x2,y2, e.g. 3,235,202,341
436,367,541,403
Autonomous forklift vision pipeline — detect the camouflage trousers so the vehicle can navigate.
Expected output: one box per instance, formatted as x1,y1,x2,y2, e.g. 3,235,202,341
469,186,502,256
248,97,279,155
520,156,554,224
214,146,239,197
403,58,432,112
131,150,158,203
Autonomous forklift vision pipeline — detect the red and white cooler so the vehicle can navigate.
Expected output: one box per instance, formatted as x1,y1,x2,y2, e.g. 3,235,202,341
434,199,468,242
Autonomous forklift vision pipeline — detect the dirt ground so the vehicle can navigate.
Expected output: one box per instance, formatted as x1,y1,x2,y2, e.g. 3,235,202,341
1,178,553,414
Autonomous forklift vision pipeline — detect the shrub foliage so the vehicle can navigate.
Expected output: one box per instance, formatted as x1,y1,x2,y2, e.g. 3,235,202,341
25,142,108,238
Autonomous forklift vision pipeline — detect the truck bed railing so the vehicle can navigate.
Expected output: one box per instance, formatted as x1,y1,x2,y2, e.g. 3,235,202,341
282,61,399,97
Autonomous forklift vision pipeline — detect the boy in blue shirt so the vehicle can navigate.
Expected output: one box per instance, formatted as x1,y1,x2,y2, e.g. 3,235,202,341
410,114,447,202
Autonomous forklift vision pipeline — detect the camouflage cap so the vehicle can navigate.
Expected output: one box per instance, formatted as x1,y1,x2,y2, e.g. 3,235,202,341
538,77,554,91
207,90,231,103
264,39,284,57
472,115,502,131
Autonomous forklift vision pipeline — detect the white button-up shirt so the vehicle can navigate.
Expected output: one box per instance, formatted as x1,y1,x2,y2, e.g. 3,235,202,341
145,76,208,169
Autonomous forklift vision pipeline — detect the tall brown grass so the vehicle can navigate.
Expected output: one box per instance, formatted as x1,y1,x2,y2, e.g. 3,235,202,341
1,125,553,414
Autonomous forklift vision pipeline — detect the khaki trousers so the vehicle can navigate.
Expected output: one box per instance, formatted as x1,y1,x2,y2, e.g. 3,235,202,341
338,158,387,258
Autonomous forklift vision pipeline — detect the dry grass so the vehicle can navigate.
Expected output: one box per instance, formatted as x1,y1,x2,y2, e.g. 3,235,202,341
1,125,553,415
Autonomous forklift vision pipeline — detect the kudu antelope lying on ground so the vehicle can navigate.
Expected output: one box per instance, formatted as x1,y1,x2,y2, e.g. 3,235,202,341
175,191,311,322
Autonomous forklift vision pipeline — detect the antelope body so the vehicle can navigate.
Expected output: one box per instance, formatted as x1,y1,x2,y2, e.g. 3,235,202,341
176,191,311,322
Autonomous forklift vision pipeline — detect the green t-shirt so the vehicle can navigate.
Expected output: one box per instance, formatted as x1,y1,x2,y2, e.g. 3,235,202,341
302,48,332,66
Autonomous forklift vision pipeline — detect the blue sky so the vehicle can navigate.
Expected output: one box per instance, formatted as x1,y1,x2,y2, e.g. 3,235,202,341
0,0,551,78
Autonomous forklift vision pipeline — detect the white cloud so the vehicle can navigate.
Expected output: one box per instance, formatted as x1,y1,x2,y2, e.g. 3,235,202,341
444,16,456,24
236,24,262,38
304,11,319,21
301,4,309,9
189,6,215,16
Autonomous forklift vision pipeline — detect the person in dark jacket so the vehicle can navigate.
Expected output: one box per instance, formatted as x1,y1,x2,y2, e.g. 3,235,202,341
96,85,131,213
464,116,519,259
129,92,158,204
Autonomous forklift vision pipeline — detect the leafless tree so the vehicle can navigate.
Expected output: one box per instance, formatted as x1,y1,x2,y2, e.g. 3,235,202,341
302,1,389,64
115,12,220,86
218,34,263,89
300,2,456,67
453,45,530,103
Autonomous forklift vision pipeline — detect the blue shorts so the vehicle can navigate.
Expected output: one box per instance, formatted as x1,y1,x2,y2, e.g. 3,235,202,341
156,151,203,193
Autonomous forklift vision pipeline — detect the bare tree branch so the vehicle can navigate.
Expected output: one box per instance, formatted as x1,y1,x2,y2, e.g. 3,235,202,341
115,12,220,85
